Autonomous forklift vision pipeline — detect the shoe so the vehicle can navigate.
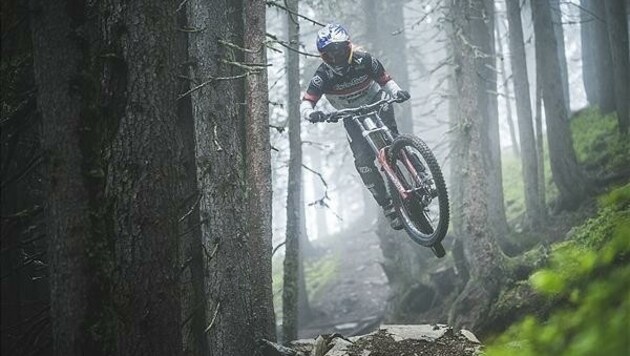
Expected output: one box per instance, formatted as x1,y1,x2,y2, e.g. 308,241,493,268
383,203,404,230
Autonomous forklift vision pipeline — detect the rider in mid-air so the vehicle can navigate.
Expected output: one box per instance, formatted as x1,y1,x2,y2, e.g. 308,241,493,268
300,23,411,230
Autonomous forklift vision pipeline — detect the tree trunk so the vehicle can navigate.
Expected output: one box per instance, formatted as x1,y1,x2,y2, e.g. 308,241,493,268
532,0,591,210
105,1,185,354
186,0,276,354
495,16,520,158
2,2,50,355
505,0,545,227
550,0,571,112
446,0,506,332
477,0,510,241
580,0,599,105
30,2,96,353
377,0,414,133
605,0,630,135
535,67,547,212
244,0,277,342
586,1,617,113
175,6,209,355
282,0,302,343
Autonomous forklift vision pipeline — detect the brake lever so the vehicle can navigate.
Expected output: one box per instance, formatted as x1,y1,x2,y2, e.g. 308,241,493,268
326,113,340,123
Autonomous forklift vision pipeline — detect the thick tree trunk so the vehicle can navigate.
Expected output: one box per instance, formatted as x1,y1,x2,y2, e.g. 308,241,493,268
30,2,95,353
2,2,50,355
505,0,545,227
105,1,185,354
244,0,277,342
175,7,209,356
282,0,302,342
446,0,506,332
476,0,510,241
532,0,591,210
605,0,630,135
186,0,275,354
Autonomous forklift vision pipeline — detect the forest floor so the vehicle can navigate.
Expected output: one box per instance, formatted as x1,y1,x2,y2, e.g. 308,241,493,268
298,224,390,339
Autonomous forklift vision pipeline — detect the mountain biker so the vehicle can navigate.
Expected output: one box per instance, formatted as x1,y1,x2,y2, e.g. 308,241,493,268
300,23,411,230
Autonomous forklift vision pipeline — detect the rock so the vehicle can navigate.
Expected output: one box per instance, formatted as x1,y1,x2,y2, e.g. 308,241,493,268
376,324,450,342
272,324,483,356
257,339,303,356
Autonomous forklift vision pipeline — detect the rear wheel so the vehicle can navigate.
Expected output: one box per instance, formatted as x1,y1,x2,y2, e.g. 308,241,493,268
387,134,449,248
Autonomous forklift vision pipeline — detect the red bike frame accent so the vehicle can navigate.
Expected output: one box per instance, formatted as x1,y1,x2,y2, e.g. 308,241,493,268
377,148,410,200
400,150,423,186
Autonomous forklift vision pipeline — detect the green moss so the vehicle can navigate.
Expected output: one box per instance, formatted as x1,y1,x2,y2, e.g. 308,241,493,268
486,185,630,356
570,108,630,171
272,251,340,320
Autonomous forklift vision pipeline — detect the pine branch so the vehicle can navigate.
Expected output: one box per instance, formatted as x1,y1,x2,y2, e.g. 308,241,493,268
177,73,249,100
266,1,325,26
266,33,319,58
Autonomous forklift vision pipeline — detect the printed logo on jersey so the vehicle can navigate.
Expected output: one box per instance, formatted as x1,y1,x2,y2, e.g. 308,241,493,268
312,75,323,89
332,74,369,91
371,57,379,73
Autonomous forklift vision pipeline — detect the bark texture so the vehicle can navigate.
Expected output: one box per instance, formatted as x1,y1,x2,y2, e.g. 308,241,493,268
532,0,591,209
505,0,545,227
186,0,276,353
446,0,506,332
282,0,302,343
1,3,49,353
30,2,94,353
244,0,277,343
105,1,185,354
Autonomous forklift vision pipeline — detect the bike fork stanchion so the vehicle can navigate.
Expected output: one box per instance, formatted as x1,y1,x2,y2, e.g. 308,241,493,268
377,148,410,200
399,150,423,187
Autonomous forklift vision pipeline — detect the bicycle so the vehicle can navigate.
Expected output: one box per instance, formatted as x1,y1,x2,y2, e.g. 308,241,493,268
313,98,450,258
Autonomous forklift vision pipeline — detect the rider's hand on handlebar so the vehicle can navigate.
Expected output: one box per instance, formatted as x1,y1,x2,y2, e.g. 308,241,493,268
308,111,327,123
395,90,411,103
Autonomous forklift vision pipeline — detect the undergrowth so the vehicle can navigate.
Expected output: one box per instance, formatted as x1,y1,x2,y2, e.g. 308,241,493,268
570,108,630,172
272,250,340,320
486,184,630,356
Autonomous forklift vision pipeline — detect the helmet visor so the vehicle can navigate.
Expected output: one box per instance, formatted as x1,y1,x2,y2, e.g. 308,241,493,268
320,41,351,66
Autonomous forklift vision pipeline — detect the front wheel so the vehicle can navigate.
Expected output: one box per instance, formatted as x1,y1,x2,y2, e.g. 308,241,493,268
387,134,449,248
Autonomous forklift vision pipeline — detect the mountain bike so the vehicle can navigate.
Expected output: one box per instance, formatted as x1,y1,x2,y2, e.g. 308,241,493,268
316,98,450,258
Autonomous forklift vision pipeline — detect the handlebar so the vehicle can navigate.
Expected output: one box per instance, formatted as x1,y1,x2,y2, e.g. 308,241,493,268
323,97,403,123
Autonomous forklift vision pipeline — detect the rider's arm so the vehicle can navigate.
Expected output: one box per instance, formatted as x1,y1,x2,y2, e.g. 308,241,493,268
382,80,404,98
300,100,315,120
367,53,405,98
301,73,325,120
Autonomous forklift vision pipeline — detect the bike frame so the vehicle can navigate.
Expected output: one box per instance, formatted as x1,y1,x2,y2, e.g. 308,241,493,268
333,99,423,201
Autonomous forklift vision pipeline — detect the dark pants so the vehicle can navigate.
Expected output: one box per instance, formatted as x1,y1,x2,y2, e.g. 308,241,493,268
344,94,399,207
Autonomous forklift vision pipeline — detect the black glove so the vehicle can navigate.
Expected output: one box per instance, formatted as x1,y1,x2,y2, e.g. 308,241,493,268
395,90,411,102
308,111,327,123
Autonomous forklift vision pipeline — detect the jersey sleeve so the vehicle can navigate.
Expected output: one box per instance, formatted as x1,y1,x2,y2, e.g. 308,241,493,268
367,53,392,86
302,74,325,104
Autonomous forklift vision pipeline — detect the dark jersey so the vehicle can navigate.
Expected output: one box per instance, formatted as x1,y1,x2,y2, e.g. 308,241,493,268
302,51,392,109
